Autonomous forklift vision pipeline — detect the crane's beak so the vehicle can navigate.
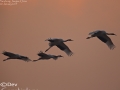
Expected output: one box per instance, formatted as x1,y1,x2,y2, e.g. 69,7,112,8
86,37,91,39
2,50,5,54
60,55,63,57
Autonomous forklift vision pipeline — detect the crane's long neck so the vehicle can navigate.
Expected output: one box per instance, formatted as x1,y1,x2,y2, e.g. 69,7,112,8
106,33,116,35
57,55,63,57
63,39,69,42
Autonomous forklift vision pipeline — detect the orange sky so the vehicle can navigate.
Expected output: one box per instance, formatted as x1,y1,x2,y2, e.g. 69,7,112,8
0,0,120,90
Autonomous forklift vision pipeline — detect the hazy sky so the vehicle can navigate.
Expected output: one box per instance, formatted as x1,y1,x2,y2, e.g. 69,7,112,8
0,0,120,90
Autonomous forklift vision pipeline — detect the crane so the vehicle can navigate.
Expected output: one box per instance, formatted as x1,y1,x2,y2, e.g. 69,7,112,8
33,51,63,62
2,51,31,62
86,30,116,49
45,38,73,56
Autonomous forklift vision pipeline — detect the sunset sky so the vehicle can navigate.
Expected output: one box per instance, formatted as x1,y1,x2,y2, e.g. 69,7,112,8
0,0,120,90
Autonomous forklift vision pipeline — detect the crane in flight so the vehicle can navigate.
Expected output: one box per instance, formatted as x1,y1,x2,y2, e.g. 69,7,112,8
86,30,116,50
33,51,63,62
2,51,31,62
45,38,73,56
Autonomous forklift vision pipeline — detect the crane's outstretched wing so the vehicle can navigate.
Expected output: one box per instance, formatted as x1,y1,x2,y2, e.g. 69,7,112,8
89,30,106,36
56,43,73,56
2,51,31,62
37,51,49,57
2,51,18,57
19,55,31,61
45,38,63,41
97,35,115,50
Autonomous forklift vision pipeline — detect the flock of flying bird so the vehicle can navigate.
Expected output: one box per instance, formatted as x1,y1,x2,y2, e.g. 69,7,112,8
2,30,116,62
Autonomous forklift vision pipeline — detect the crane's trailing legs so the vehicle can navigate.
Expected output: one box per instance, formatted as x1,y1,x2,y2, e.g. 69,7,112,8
33,58,42,62
45,46,52,52
106,33,116,36
86,36,93,39
3,58,11,61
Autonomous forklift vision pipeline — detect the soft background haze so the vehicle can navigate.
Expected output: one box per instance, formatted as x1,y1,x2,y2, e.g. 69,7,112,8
0,0,120,90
